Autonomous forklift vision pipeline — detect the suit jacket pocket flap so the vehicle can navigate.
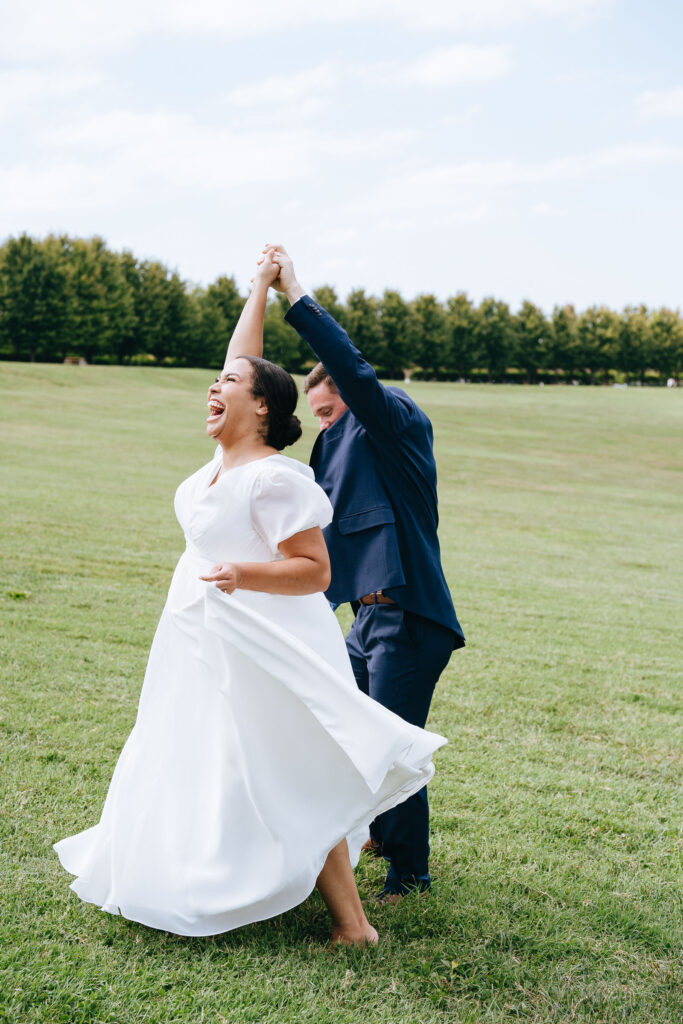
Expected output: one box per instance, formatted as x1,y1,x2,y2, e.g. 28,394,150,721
337,506,395,535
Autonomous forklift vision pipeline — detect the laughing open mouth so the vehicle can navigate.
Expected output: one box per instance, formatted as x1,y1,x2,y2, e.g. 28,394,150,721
207,400,225,417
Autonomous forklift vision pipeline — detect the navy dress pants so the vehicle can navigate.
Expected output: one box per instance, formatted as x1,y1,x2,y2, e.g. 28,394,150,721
345,604,453,894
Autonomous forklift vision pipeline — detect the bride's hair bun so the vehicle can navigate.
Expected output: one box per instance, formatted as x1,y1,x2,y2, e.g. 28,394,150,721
279,413,303,449
242,357,303,450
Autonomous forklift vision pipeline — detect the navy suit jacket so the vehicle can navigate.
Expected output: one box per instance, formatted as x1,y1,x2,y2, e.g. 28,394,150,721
285,295,465,648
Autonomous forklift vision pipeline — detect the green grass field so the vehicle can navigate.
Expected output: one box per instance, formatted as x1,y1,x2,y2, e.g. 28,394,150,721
1,362,681,1024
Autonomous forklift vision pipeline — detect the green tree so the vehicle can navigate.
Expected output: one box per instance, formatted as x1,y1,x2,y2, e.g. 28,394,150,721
475,297,513,380
411,294,447,379
207,276,244,334
649,308,683,380
549,305,578,379
195,289,229,370
264,293,304,372
0,234,71,361
515,300,549,381
135,260,174,361
68,237,136,363
444,293,478,379
344,289,383,366
576,306,621,382
116,249,142,363
378,289,412,379
163,272,200,366
204,276,245,366
619,305,652,384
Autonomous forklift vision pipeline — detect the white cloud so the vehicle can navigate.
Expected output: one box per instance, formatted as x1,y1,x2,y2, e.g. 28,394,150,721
0,0,614,59
401,143,683,191
224,47,508,118
442,105,482,125
386,0,613,31
3,113,306,215
404,45,510,85
0,68,102,120
532,201,569,217
307,142,683,247
445,201,499,224
41,107,412,162
3,108,414,217
403,44,509,84
0,160,119,215
225,64,338,107
635,86,683,118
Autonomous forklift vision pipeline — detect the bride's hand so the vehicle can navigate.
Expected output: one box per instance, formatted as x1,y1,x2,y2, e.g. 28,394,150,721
262,244,293,293
251,249,280,289
199,563,243,594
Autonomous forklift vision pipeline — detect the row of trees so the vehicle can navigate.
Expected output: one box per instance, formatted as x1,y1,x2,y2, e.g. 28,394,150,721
1,234,681,382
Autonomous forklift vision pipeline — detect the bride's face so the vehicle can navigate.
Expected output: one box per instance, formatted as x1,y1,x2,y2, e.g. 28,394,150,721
206,359,267,441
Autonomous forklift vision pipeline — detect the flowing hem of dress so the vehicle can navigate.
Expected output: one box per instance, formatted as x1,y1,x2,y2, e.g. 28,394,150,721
53,754,435,937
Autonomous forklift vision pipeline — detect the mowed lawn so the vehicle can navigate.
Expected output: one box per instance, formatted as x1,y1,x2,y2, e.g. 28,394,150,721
0,362,681,1024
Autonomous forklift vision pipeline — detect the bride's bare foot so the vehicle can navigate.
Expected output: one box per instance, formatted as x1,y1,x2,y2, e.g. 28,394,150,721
317,839,379,948
330,923,379,947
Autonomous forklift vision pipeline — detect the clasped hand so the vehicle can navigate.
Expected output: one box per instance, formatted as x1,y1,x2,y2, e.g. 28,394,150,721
253,244,297,295
199,563,243,594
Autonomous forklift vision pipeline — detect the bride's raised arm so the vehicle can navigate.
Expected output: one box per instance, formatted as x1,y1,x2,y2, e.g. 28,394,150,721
222,250,280,369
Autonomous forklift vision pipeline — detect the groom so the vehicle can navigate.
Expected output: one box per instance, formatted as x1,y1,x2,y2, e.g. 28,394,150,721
265,245,465,899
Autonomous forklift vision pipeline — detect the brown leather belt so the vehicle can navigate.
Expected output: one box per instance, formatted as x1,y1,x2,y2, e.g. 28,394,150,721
358,590,397,606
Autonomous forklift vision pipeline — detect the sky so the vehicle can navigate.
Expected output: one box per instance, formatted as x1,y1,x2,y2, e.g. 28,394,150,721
2,0,682,312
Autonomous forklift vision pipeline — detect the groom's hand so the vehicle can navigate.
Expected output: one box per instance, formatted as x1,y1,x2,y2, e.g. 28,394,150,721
199,563,243,594
262,244,305,306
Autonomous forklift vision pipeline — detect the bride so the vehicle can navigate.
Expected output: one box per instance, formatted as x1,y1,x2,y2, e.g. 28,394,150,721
54,251,446,945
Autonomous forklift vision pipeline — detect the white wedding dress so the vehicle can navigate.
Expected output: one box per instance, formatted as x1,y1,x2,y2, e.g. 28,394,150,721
54,450,446,936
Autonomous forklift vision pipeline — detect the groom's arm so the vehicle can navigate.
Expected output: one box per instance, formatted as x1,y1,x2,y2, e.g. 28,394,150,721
268,246,415,438
285,298,416,440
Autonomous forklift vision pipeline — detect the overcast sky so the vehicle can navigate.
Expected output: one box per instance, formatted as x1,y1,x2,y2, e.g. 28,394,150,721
2,0,682,312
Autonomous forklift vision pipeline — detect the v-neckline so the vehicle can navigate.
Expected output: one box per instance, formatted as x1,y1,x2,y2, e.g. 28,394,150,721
207,453,281,489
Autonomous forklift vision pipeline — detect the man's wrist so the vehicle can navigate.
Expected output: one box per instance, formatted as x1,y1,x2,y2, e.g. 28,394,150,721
285,282,306,306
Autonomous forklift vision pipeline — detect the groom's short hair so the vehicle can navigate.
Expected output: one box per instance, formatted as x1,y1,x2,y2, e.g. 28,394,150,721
303,363,338,395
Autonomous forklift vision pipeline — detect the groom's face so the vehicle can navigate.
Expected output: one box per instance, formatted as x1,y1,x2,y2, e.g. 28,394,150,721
306,381,348,432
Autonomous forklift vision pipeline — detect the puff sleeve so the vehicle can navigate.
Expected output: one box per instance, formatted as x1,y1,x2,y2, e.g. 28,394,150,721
251,461,333,554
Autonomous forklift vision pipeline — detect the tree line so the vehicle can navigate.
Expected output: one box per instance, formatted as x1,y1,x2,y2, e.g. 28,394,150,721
1,233,681,383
